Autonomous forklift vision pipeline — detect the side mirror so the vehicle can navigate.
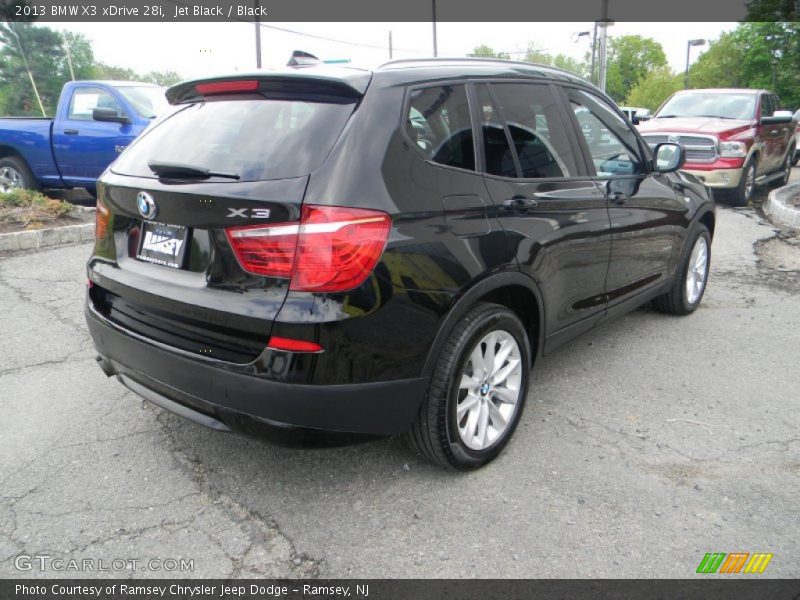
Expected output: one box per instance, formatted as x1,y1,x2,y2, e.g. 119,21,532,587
653,142,685,173
93,107,130,124
760,110,794,125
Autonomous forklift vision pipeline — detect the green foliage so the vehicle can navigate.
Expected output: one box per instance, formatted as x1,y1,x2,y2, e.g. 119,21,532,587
0,23,182,117
0,188,74,230
624,67,683,111
605,35,668,102
686,31,743,89
521,43,589,78
688,22,800,109
92,62,140,81
0,23,96,116
471,45,510,60
142,70,183,87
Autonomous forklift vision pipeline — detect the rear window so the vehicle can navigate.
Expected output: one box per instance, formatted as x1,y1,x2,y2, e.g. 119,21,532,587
112,97,356,182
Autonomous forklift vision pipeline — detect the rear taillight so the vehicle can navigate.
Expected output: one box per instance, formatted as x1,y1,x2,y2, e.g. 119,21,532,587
95,198,110,239
196,80,259,96
267,336,323,353
225,204,391,293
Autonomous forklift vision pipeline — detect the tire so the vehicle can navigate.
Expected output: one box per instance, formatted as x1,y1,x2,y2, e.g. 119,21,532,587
406,302,531,470
792,151,799,167
728,158,756,207
772,147,794,188
0,156,39,192
653,224,711,316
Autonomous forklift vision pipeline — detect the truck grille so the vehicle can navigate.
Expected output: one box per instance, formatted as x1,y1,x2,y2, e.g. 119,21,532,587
641,133,718,163
90,286,267,364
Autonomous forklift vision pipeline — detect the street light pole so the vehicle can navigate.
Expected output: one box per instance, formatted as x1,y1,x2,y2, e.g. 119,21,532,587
596,0,613,93
431,0,438,57
684,38,706,89
254,0,262,69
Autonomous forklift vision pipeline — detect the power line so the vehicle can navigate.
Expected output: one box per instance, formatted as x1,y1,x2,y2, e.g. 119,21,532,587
161,1,548,58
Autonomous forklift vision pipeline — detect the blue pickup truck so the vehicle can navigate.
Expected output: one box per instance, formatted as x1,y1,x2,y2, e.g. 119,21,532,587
0,80,167,196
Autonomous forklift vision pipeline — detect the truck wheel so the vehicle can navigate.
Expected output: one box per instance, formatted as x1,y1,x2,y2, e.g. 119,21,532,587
728,158,756,207
653,224,711,316
772,147,794,188
406,302,530,470
0,156,39,193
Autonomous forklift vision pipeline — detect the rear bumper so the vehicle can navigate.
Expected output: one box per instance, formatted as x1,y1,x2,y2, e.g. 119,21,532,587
681,167,743,189
86,303,428,437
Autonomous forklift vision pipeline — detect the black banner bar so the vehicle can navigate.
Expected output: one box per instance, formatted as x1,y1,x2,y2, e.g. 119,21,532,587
2,579,800,600
1,0,797,22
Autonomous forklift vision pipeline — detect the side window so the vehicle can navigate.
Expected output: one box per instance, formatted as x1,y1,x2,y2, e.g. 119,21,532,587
760,94,773,118
68,87,124,121
567,89,644,177
405,84,475,171
490,83,578,178
476,85,516,177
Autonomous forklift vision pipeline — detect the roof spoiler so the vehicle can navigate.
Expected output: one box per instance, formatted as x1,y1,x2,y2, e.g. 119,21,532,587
166,70,371,105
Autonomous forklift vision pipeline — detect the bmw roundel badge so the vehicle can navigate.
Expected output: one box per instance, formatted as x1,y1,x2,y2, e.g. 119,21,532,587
136,191,157,219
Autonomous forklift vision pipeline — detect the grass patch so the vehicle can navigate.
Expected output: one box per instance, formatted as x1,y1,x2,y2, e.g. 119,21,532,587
0,189,76,232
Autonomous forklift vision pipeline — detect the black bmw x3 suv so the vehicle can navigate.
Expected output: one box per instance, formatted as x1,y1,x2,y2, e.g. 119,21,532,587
86,58,715,469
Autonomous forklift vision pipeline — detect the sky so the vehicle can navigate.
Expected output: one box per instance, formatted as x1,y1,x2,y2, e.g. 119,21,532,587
49,21,738,79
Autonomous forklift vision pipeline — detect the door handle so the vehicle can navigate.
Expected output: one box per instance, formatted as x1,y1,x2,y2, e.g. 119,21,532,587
610,192,630,206
503,195,539,211
63,128,79,135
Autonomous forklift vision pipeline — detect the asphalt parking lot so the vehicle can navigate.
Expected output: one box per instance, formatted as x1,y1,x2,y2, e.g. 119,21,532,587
1,181,799,579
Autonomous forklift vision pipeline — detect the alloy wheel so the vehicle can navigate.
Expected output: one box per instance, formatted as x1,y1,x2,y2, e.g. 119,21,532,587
685,236,709,305
456,330,523,451
0,166,22,193
744,164,755,202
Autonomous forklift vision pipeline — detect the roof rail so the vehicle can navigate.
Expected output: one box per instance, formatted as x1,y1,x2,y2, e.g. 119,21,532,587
376,56,584,80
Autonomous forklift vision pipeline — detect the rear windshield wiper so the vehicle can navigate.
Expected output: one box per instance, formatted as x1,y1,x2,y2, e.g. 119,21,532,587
147,161,240,180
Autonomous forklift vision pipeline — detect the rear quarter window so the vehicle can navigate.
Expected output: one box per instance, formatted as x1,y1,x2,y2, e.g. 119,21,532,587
112,96,356,182
404,84,475,171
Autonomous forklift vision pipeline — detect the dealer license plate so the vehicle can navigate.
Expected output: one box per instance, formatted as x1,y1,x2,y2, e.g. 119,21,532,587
136,222,189,269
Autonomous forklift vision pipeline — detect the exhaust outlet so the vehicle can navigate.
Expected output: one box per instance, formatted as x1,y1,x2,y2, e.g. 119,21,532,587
95,356,116,377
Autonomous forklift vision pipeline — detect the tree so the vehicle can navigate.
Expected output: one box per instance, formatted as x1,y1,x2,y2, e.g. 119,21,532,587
686,31,744,89
142,70,183,86
470,44,509,60
688,22,800,109
520,44,588,78
605,35,668,102
625,66,683,111
92,62,139,81
0,23,95,116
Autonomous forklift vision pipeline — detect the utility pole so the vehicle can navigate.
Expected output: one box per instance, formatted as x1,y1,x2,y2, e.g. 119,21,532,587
62,34,75,81
590,22,597,85
432,0,438,57
597,0,613,93
254,0,262,68
7,26,46,116
389,30,393,59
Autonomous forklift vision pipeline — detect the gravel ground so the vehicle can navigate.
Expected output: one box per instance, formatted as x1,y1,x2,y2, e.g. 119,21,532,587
1,182,798,579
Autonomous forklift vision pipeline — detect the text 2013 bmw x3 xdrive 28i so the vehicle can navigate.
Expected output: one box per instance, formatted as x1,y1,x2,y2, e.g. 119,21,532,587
86,58,715,470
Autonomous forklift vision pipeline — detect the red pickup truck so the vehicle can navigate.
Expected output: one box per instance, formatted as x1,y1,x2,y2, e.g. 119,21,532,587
638,89,796,206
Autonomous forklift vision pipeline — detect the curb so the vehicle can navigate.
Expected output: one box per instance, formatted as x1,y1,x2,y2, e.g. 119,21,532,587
0,207,95,253
764,182,800,231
